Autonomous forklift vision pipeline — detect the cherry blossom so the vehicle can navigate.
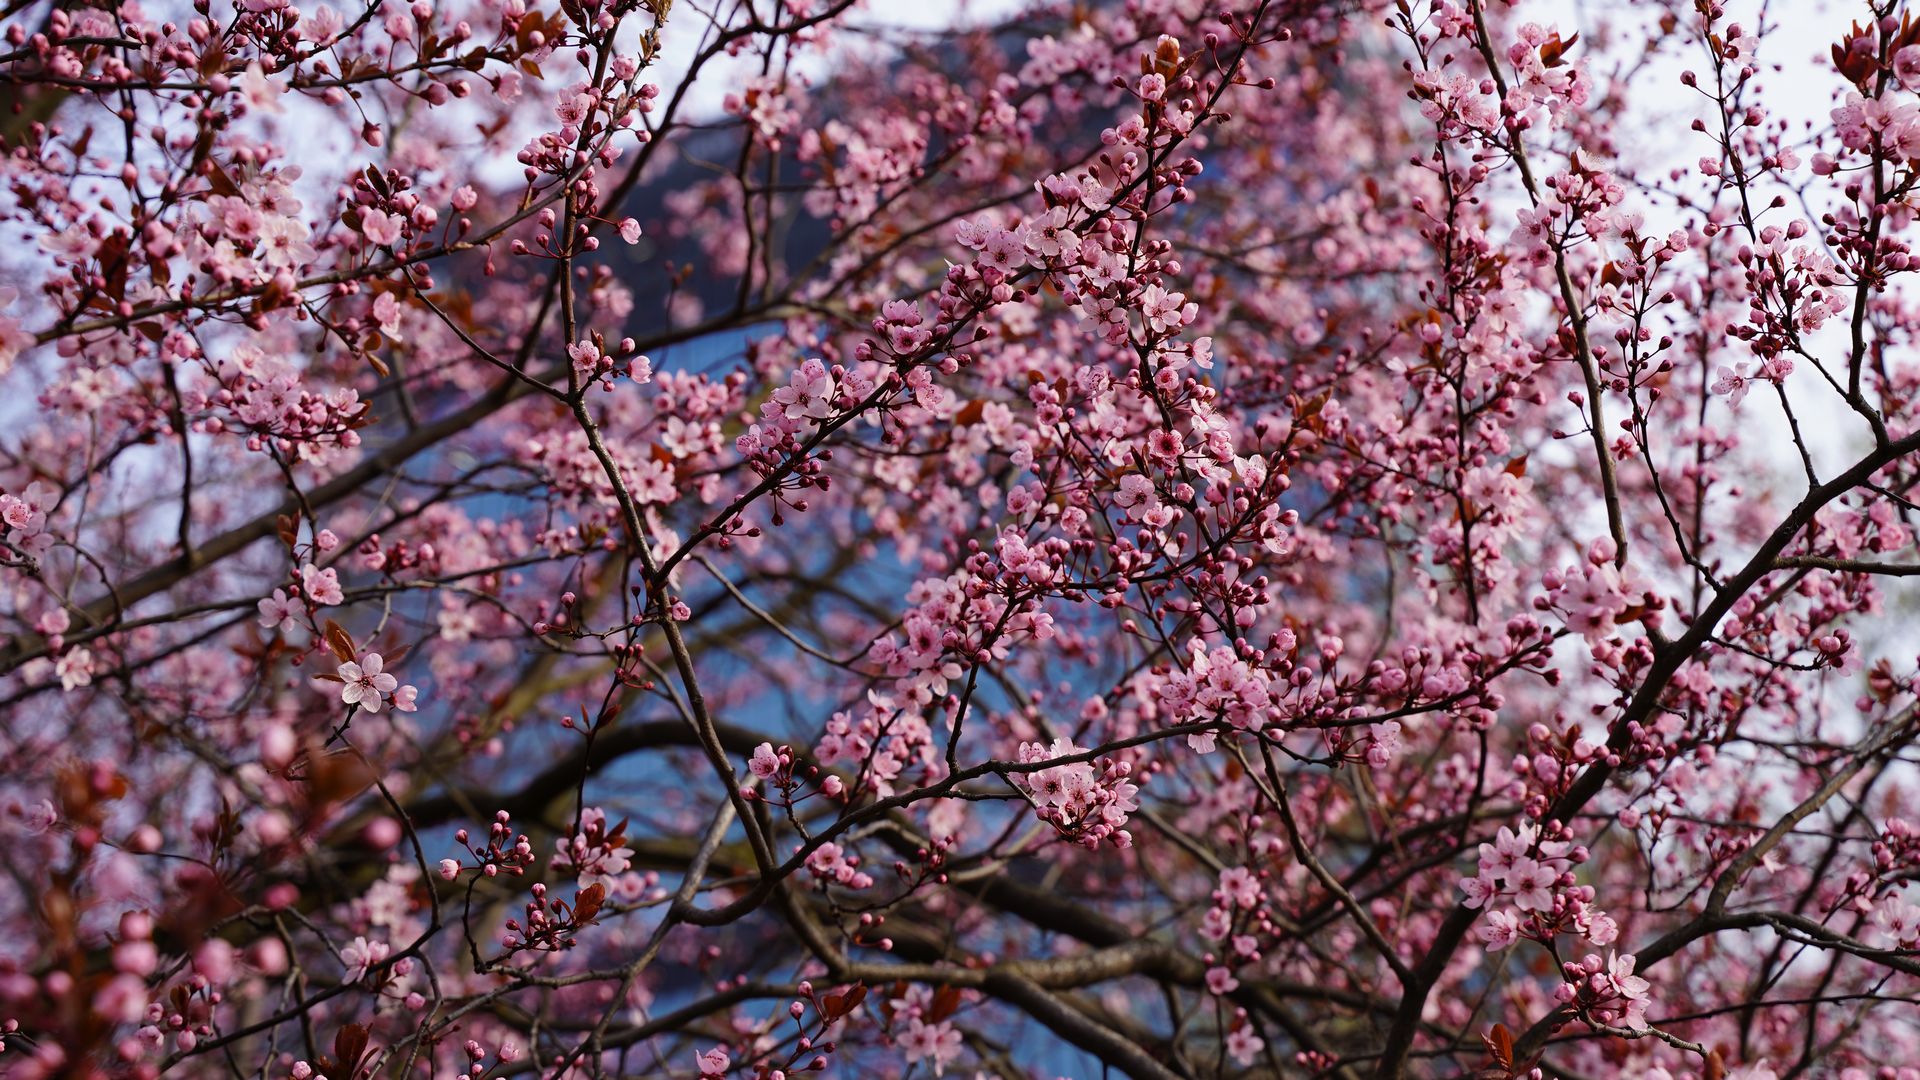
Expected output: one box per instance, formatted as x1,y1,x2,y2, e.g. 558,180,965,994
898,1019,963,1075
6,0,1920,1076
339,936,388,985
336,652,399,712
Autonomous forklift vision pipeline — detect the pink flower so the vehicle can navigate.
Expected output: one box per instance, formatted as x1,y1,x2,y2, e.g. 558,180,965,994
1201,906,1232,940
568,339,602,375
1366,720,1402,766
1459,872,1497,909
300,564,344,606
694,1046,729,1077
1507,858,1556,913
257,588,301,632
1206,966,1240,994
1,497,36,530
1711,363,1752,406
748,743,781,780
1217,866,1261,910
632,458,675,505
338,652,398,712
805,842,873,890
772,358,836,423
1114,472,1156,510
239,62,286,113
899,1019,962,1075
361,209,403,246
1605,951,1652,1029
618,218,642,244
1226,1025,1263,1066
1897,45,1920,91
1483,909,1522,951
979,228,1023,271
1580,908,1620,946
56,648,94,691
1479,824,1535,875
340,935,388,983
1875,894,1920,947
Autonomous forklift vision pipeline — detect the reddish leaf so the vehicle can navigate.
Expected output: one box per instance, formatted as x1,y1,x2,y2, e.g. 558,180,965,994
927,985,963,1023
323,621,357,663
1481,1022,1514,1070
1539,31,1578,67
332,1023,371,1077
840,983,868,1018
822,983,868,1022
573,883,607,926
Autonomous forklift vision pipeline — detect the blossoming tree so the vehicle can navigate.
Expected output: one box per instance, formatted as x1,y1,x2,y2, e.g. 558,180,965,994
6,0,1920,1074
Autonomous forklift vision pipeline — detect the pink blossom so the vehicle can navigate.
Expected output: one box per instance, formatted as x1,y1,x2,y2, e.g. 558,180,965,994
239,62,286,113
55,648,94,691
1459,872,1497,909
300,564,344,606
360,209,403,247
257,589,301,633
1217,866,1261,910
899,1019,962,1075
1483,909,1522,950
1507,858,1557,913
1226,1025,1263,1066
1711,363,1752,406
337,652,398,712
1205,966,1240,994
748,743,781,780
568,339,602,375
771,358,836,423
339,936,388,983
694,1046,729,1077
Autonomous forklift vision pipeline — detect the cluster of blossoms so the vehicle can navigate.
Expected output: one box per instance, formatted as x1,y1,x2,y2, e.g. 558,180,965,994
1010,737,1140,848
1156,638,1281,751
804,841,874,891
552,807,638,893
1537,537,1659,642
733,357,843,467
13,0,1920,1077
813,704,934,799
887,984,966,1076
0,482,54,561
1556,951,1654,1032
1200,865,1271,994
1461,822,1614,951
191,345,370,465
